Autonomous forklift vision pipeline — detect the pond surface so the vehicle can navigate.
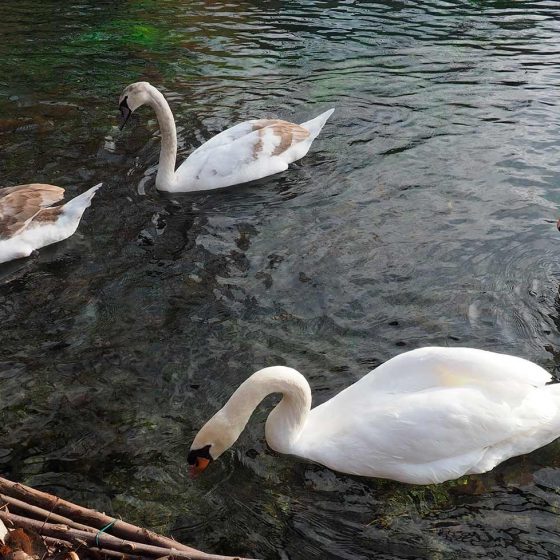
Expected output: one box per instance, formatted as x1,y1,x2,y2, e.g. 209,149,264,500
2,1,560,558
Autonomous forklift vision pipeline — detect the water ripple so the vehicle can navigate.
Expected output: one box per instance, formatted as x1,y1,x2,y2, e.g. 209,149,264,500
3,0,560,558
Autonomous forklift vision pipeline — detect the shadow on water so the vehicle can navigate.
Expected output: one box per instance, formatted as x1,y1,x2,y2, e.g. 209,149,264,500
3,0,560,558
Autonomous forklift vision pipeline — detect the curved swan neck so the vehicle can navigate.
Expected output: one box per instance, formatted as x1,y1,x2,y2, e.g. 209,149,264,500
223,366,312,454
145,85,177,190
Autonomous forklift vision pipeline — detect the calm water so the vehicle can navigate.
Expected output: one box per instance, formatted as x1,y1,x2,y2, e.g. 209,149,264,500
2,1,560,558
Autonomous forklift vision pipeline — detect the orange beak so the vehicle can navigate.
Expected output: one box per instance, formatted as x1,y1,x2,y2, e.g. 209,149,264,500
189,457,211,478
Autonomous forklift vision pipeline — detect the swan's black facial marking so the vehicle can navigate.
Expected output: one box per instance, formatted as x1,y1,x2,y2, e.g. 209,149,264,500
188,445,214,478
187,444,213,465
119,96,132,130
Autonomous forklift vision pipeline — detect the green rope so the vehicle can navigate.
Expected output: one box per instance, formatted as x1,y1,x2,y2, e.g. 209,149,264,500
95,519,117,547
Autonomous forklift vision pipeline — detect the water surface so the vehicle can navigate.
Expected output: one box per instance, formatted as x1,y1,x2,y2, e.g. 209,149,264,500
2,1,560,558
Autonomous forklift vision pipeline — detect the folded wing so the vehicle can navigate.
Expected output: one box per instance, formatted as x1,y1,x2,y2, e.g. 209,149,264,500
177,120,311,190
0,184,65,239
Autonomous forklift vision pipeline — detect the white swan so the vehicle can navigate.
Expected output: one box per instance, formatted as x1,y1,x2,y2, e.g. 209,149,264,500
0,183,101,264
118,82,334,192
188,347,560,485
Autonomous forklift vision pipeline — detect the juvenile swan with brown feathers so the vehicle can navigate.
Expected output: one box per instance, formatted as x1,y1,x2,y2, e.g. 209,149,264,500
189,347,560,484
0,183,101,264
118,81,334,192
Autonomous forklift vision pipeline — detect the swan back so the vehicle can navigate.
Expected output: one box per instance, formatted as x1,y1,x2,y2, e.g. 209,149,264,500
348,347,550,398
0,184,64,238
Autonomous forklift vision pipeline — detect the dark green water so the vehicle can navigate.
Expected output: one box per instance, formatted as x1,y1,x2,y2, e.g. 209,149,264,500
2,1,560,558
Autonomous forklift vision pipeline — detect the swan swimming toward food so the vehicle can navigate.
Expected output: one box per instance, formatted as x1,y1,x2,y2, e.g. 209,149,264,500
0,183,101,264
188,347,560,485
118,81,334,193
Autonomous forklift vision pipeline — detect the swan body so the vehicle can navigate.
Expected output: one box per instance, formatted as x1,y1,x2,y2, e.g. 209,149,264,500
189,347,560,485
118,81,334,193
0,183,101,264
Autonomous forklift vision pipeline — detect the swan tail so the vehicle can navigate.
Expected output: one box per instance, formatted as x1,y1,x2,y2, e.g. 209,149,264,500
470,384,560,476
546,384,560,424
62,183,102,218
300,108,335,141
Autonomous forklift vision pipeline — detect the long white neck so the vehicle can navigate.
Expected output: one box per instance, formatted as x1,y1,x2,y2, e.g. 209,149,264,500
145,85,177,191
222,366,312,454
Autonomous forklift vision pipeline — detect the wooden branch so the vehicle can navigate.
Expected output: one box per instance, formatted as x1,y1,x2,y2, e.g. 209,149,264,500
42,535,76,548
43,536,147,560
0,477,202,556
0,492,96,533
0,511,252,560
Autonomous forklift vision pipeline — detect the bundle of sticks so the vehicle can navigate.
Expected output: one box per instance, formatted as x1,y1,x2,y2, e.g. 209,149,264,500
0,477,255,560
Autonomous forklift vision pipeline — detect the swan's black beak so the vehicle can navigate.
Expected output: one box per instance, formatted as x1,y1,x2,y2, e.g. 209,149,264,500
557,218,560,232
119,97,132,131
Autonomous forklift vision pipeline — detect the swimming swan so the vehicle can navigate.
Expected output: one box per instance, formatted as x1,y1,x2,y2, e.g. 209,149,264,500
0,183,101,264
118,81,334,193
188,347,560,485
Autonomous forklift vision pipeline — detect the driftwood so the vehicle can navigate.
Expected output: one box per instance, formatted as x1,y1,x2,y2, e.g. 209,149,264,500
0,492,96,533
0,476,256,560
42,536,148,560
0,511,243,560
42,537,142,560
0,478,198,553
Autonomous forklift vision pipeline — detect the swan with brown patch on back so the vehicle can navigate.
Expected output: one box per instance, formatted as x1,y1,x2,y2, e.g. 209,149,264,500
0,183,101,264
118,81,334,192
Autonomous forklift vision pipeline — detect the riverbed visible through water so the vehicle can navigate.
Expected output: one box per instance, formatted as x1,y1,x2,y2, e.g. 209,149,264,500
2,1,560,558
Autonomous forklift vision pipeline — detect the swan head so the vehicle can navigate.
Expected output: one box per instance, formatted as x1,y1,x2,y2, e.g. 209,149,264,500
118,82,154,130
188,410,239,477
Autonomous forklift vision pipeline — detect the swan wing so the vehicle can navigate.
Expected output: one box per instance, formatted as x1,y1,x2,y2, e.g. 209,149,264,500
349,347,551,398
188,120,260,157
188,119,306,157
176,120,311,190
302,381,557,484
0,184,65,239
